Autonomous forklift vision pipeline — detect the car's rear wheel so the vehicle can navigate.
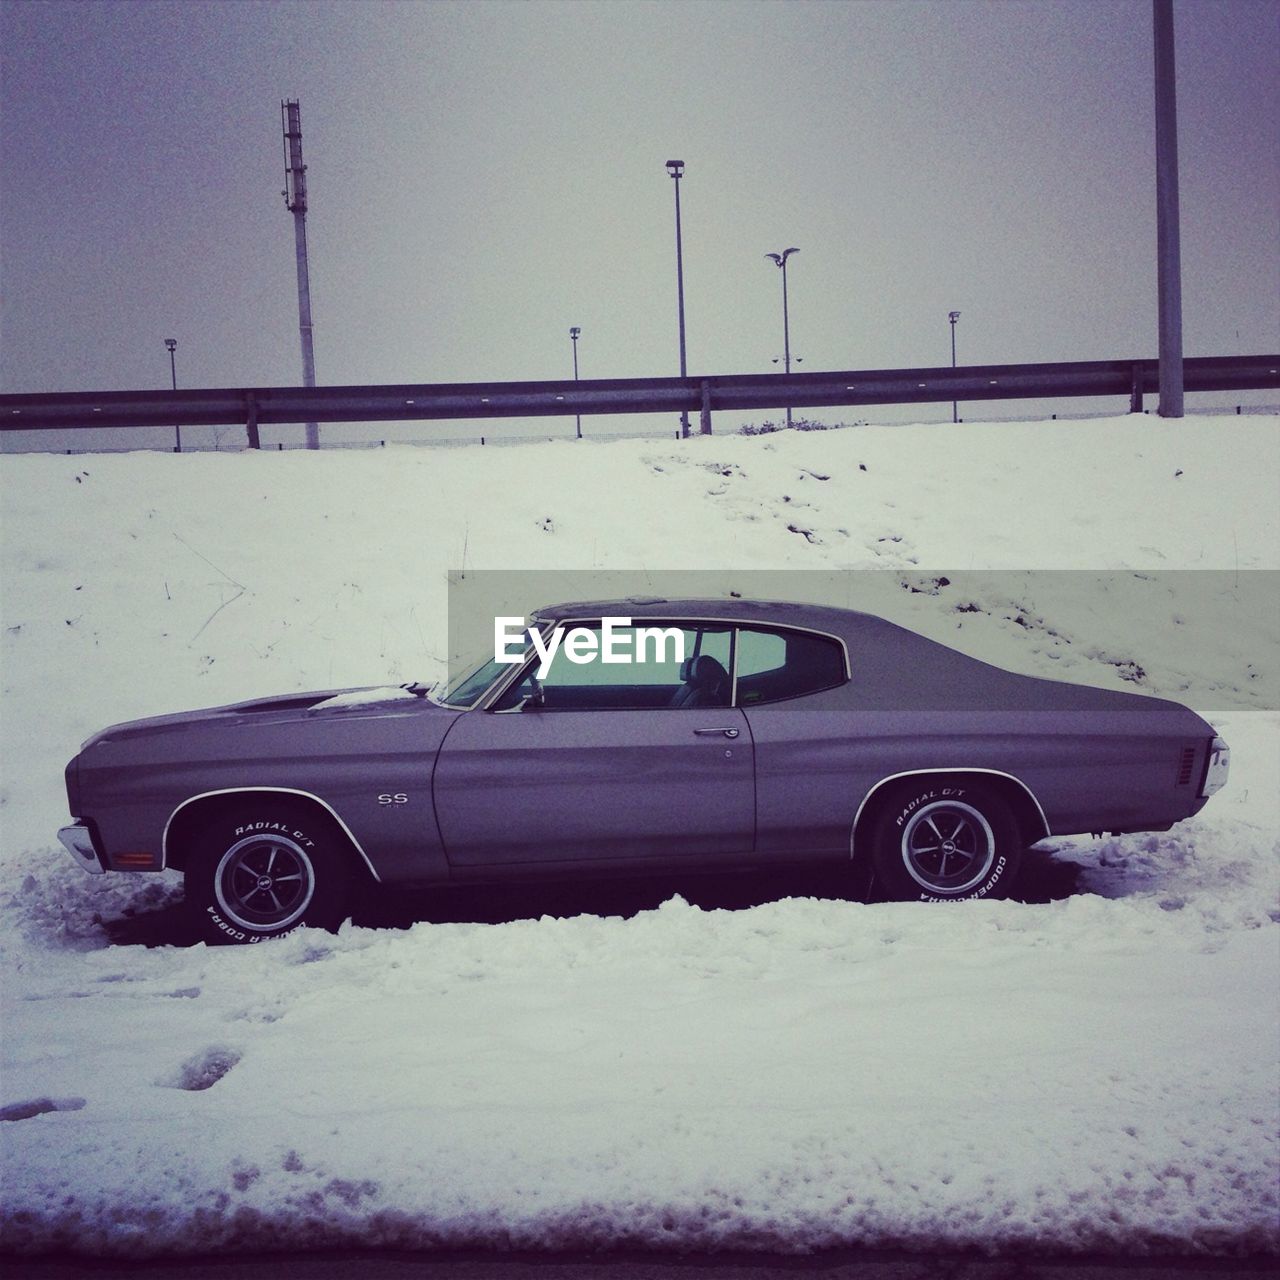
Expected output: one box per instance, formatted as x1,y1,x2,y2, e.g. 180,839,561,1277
868,781,1022,902
184,802,352,944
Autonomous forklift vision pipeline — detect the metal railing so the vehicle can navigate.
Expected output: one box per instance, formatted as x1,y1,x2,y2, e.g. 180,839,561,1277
2,354,1276,446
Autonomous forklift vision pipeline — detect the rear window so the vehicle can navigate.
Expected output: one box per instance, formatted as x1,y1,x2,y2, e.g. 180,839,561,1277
735,627,846,705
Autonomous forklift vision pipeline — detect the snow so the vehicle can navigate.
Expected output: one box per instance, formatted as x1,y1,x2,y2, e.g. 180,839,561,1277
310,686,422,710
1,414,1277,1258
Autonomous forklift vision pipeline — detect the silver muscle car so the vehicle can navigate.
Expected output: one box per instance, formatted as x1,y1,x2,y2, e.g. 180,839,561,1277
58,598,1230,944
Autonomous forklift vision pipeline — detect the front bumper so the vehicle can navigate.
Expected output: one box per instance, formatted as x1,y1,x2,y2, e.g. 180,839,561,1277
58,822,104,874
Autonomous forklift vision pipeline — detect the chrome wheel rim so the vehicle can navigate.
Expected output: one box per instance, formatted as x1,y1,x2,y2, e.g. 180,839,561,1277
900,800,995,894
214,834,315,931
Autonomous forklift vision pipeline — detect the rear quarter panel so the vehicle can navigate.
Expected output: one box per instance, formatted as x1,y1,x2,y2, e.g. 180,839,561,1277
746,705,1212,856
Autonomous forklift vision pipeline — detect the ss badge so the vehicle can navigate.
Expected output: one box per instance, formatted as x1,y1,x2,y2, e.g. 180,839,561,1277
377,793,409,806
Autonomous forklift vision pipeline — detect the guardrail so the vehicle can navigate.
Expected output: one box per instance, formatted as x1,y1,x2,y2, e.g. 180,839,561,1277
2,354,1276,446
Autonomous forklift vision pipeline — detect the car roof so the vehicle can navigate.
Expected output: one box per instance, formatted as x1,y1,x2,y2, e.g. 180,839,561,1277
523,597,1189,716
529,597,878,637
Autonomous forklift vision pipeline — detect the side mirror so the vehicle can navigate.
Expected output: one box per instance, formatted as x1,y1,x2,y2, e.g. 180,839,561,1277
521,679,546,711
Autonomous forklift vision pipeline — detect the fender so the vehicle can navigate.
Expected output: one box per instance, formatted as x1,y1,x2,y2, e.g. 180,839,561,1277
162,786,382,881
850,768,1050,860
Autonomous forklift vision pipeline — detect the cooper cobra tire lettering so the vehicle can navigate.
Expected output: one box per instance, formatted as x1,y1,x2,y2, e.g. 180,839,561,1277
917,855,1009,902
206,906,247,942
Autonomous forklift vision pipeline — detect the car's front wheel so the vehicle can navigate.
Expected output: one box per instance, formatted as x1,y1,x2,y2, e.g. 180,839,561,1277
868,781,1022,902
184,802,352,944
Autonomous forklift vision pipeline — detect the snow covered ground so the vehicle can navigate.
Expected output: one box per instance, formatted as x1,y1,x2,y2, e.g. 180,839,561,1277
1,414,1277,1257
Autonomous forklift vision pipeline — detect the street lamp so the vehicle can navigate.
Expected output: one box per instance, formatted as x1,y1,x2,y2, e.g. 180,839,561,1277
948,310,961,423
569,326,582,440
765,248,799,427
666,160,690,438
164,338,181,452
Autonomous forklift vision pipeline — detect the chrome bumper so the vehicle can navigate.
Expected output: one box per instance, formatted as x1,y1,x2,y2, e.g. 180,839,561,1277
58,822,104,874
1200,735,1230,798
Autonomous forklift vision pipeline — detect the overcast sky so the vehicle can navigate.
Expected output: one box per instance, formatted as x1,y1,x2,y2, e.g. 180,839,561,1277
1,0,1276,445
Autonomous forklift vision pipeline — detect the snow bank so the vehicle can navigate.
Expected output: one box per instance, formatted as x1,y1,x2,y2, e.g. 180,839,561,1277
2,905,1276,1257
1,415,1277,1256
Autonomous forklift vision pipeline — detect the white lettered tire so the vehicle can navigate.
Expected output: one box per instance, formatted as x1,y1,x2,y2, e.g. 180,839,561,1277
184,803,352,944
869,781,1022,902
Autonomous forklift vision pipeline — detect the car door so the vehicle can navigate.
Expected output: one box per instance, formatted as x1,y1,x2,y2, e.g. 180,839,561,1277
432,621,755,868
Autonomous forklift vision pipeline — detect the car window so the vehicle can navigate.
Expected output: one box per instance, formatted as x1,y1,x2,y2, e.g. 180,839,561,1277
734,626,847,705
495,623,732,711
735,629,786,678
437,646,524,708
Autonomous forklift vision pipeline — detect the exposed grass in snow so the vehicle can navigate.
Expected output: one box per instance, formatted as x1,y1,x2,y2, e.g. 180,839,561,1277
1,414,1277,1257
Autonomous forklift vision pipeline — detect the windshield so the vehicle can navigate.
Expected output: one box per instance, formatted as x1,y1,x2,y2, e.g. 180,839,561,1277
433,628,537,708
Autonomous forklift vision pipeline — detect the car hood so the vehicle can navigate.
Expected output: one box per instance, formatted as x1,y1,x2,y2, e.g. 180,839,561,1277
79,686,451,750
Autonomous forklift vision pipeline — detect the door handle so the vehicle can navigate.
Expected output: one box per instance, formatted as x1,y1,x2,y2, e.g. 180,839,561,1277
694,727,739,739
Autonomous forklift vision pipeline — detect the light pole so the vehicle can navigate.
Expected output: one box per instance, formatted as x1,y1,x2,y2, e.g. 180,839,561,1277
164,338,181,452
569,326,582,439
1153,0,1184,417
666,160,690,438
765,248,799,427
948,310,961,423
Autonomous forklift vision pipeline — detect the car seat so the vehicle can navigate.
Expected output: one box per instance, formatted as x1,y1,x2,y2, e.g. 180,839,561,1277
669,655,730,708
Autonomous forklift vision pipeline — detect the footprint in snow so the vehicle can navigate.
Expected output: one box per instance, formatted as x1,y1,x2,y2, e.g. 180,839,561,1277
786,524,821,544
0,1097,87,1122
160,1046,242,1092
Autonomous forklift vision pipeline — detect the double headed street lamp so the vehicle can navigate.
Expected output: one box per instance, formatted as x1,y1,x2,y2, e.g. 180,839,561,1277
765,248,799,427
948,310,961,423
164,338,181,452
666,160,691,438
569,326,582,439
